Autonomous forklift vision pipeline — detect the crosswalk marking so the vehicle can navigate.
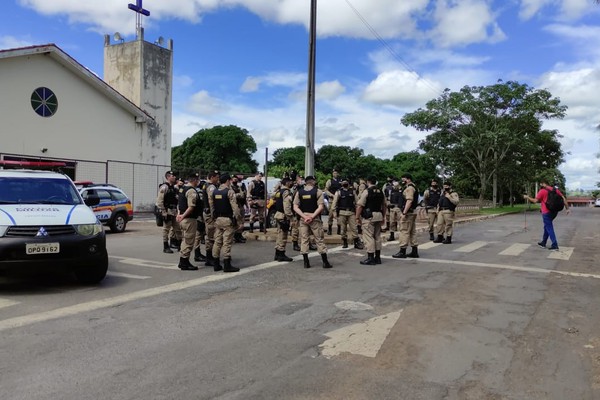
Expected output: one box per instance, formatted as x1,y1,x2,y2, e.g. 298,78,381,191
107,272,151,280
0,299,20,310
547,247,575,260
499,243,531,256
418,241,443,250
109,256,176,270
454,241,489,253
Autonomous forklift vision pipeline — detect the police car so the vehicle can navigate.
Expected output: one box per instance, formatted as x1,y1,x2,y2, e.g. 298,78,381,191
0,170,108,284
77,183,133,233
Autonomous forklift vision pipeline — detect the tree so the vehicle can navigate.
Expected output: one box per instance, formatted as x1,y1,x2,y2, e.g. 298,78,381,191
315,145,364,177
267,146,305,173
171,125,258,175
389,151,437,191
402,80,567,206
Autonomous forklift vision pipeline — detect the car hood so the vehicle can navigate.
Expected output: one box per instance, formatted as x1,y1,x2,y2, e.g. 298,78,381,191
0,204,97,226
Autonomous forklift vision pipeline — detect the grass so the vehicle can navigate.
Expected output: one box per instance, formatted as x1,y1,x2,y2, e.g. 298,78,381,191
478,203,539,215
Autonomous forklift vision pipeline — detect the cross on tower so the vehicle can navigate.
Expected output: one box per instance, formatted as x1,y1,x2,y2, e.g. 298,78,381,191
128,0,150,38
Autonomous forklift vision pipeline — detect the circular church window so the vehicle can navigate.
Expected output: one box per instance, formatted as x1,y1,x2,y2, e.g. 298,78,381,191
31,87,58,117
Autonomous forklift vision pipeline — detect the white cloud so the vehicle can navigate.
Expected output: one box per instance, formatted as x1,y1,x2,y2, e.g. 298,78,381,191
362,70,442,108
0,35,34,49
240,72,306,93
316,80,345,100
187,90,229,115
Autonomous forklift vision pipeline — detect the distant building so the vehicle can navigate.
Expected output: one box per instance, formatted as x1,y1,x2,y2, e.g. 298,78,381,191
0,30,174,210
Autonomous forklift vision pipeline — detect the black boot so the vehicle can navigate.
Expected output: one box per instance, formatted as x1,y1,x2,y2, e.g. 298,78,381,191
433,235,444,243
321,253,332,269
309,243,317,251
392,247,407,258
375,250,382,264
234,232,246,243
194,248,206,262
354,238,364,250
169,238,179,249
327,226,333,235
274,249,280,261
293,241,301,251
360,253,376,265
163,241,173,254
178,257,198,271
204,249,215,267
259,222,264,233
388,232,395,241
337,226,341,235
249,222,254,233
443,236,452,244
213,258,223,272
223,258,239,273
303,253,311,269
278,250,293,262
429,232,435,241
407,246,419,258
342,239,348,249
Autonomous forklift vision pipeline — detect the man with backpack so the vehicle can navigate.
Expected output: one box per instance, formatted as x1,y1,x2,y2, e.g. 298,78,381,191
523,177,570,251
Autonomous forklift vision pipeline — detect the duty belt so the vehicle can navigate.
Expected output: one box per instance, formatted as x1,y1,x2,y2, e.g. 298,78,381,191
439,207,452,210
214,213,233,218
339,207,355,211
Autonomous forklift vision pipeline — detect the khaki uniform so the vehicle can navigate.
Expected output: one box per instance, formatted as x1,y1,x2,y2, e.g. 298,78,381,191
212,184,242,260
436,191,460,237
231,182,247,233
179,186,200,258
423,188,441,235
357,185,386,253
325,177,342,230
204,182,217,254
398,184,418,248
157,183,182,242
247,179,266,225
330,188,358,240
293,184,327,254
274,187,294,251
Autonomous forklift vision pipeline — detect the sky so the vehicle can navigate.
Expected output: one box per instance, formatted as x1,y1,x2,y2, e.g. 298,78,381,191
1,0,600,190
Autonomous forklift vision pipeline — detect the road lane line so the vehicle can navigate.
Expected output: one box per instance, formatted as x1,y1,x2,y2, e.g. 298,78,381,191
499,243,530,256
107,272,151,280
0,299,20,310
454,241,489,253
418,241,444,250
547,247,574,260
109,256,175,270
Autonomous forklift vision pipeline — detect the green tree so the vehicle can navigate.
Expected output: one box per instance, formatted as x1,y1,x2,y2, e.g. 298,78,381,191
315,145,365,177
267,146,306,173
171,125,258,174
402,81,567,206
389,151,437,192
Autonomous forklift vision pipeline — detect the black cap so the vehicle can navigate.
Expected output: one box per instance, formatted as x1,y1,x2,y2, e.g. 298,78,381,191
341,177,349,183
165,170,175,178
305,175,316,182
219,173,231,183
188,173,200,181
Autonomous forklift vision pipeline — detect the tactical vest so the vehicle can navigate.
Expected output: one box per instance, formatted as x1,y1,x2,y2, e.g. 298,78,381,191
178,186,200,218
438,191,457,211
426,188,441,208
401,183,419,211
250,180,265,198
383,183,393,199
389,188,402,206
275,188,288,213
298,186,318,213
162,183,178,208
329,178,341,194
365,186,384,212
337,188,355,210
231,183,245,206
213,188,233,217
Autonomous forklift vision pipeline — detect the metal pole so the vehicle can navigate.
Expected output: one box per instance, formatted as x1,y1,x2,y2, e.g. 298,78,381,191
304,0,317,177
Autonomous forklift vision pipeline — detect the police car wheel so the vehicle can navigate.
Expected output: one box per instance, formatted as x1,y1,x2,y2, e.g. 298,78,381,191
110,213,128,233
267,209,277,229
73,254,108,284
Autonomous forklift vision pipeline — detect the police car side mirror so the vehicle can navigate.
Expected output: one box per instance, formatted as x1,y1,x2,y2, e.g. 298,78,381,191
84,195,100,207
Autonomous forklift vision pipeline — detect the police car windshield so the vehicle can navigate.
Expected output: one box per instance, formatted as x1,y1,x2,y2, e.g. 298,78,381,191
0,177,82,205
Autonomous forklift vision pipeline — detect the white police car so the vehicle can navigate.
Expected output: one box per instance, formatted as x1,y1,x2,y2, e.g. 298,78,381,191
0,170,108,284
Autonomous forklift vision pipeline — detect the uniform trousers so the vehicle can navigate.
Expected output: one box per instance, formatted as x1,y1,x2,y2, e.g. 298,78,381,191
337,210,358,240
275,214,291,251
362,217,382,253
193,217,204,250
162,213,182,242
436,210,455,237
179,218,197,258
399,212,418,248
250,200,265,224
299,218,327,254
388,206,402,233
204,213,216,253
426,209,438,234
213,217,235,259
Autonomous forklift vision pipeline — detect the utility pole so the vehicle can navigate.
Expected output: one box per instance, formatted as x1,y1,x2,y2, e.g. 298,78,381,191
304,0,317,177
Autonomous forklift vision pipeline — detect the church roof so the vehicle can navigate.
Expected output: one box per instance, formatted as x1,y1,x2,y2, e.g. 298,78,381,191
0,43,152,122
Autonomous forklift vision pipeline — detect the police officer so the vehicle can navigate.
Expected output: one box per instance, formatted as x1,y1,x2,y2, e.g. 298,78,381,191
247,172,266,233
231,175,247,243
211,173,242,272
273,177,294,262
393,173,420,258
293,175,332,269
324,168,342,235
156,171,182,253
387,179,403,241
203,171,220,267
175,173,201,271
356,176,386,265
382,175,395,232
433,181,460,244
423,179,442,241
192,179,207,263
330,178,363,249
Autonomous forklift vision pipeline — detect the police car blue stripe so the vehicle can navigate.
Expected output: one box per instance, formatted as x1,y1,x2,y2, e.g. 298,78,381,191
0,208,16,225
65,205,77,224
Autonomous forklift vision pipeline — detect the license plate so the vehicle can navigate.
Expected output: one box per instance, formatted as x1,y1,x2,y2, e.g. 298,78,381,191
26,243,60,255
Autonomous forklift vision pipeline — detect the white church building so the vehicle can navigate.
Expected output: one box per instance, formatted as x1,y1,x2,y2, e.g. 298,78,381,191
0,29,173,211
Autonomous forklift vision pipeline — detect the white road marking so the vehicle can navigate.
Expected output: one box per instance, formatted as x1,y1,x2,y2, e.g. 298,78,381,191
334,301,374,311
110,256,175,270
418,241,443,250
107,272,151,280
454,241,489,253
320,310,403,359
547,247,575,260
499,243,530,256
0,299,20,309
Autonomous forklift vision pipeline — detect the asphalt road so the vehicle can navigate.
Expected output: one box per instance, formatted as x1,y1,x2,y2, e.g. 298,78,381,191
1,207,599,400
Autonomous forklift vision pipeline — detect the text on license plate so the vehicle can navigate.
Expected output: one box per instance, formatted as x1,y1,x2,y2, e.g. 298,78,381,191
26,243,60,255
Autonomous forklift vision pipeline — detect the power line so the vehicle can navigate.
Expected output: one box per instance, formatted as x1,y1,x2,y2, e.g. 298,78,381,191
343,0,441,96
